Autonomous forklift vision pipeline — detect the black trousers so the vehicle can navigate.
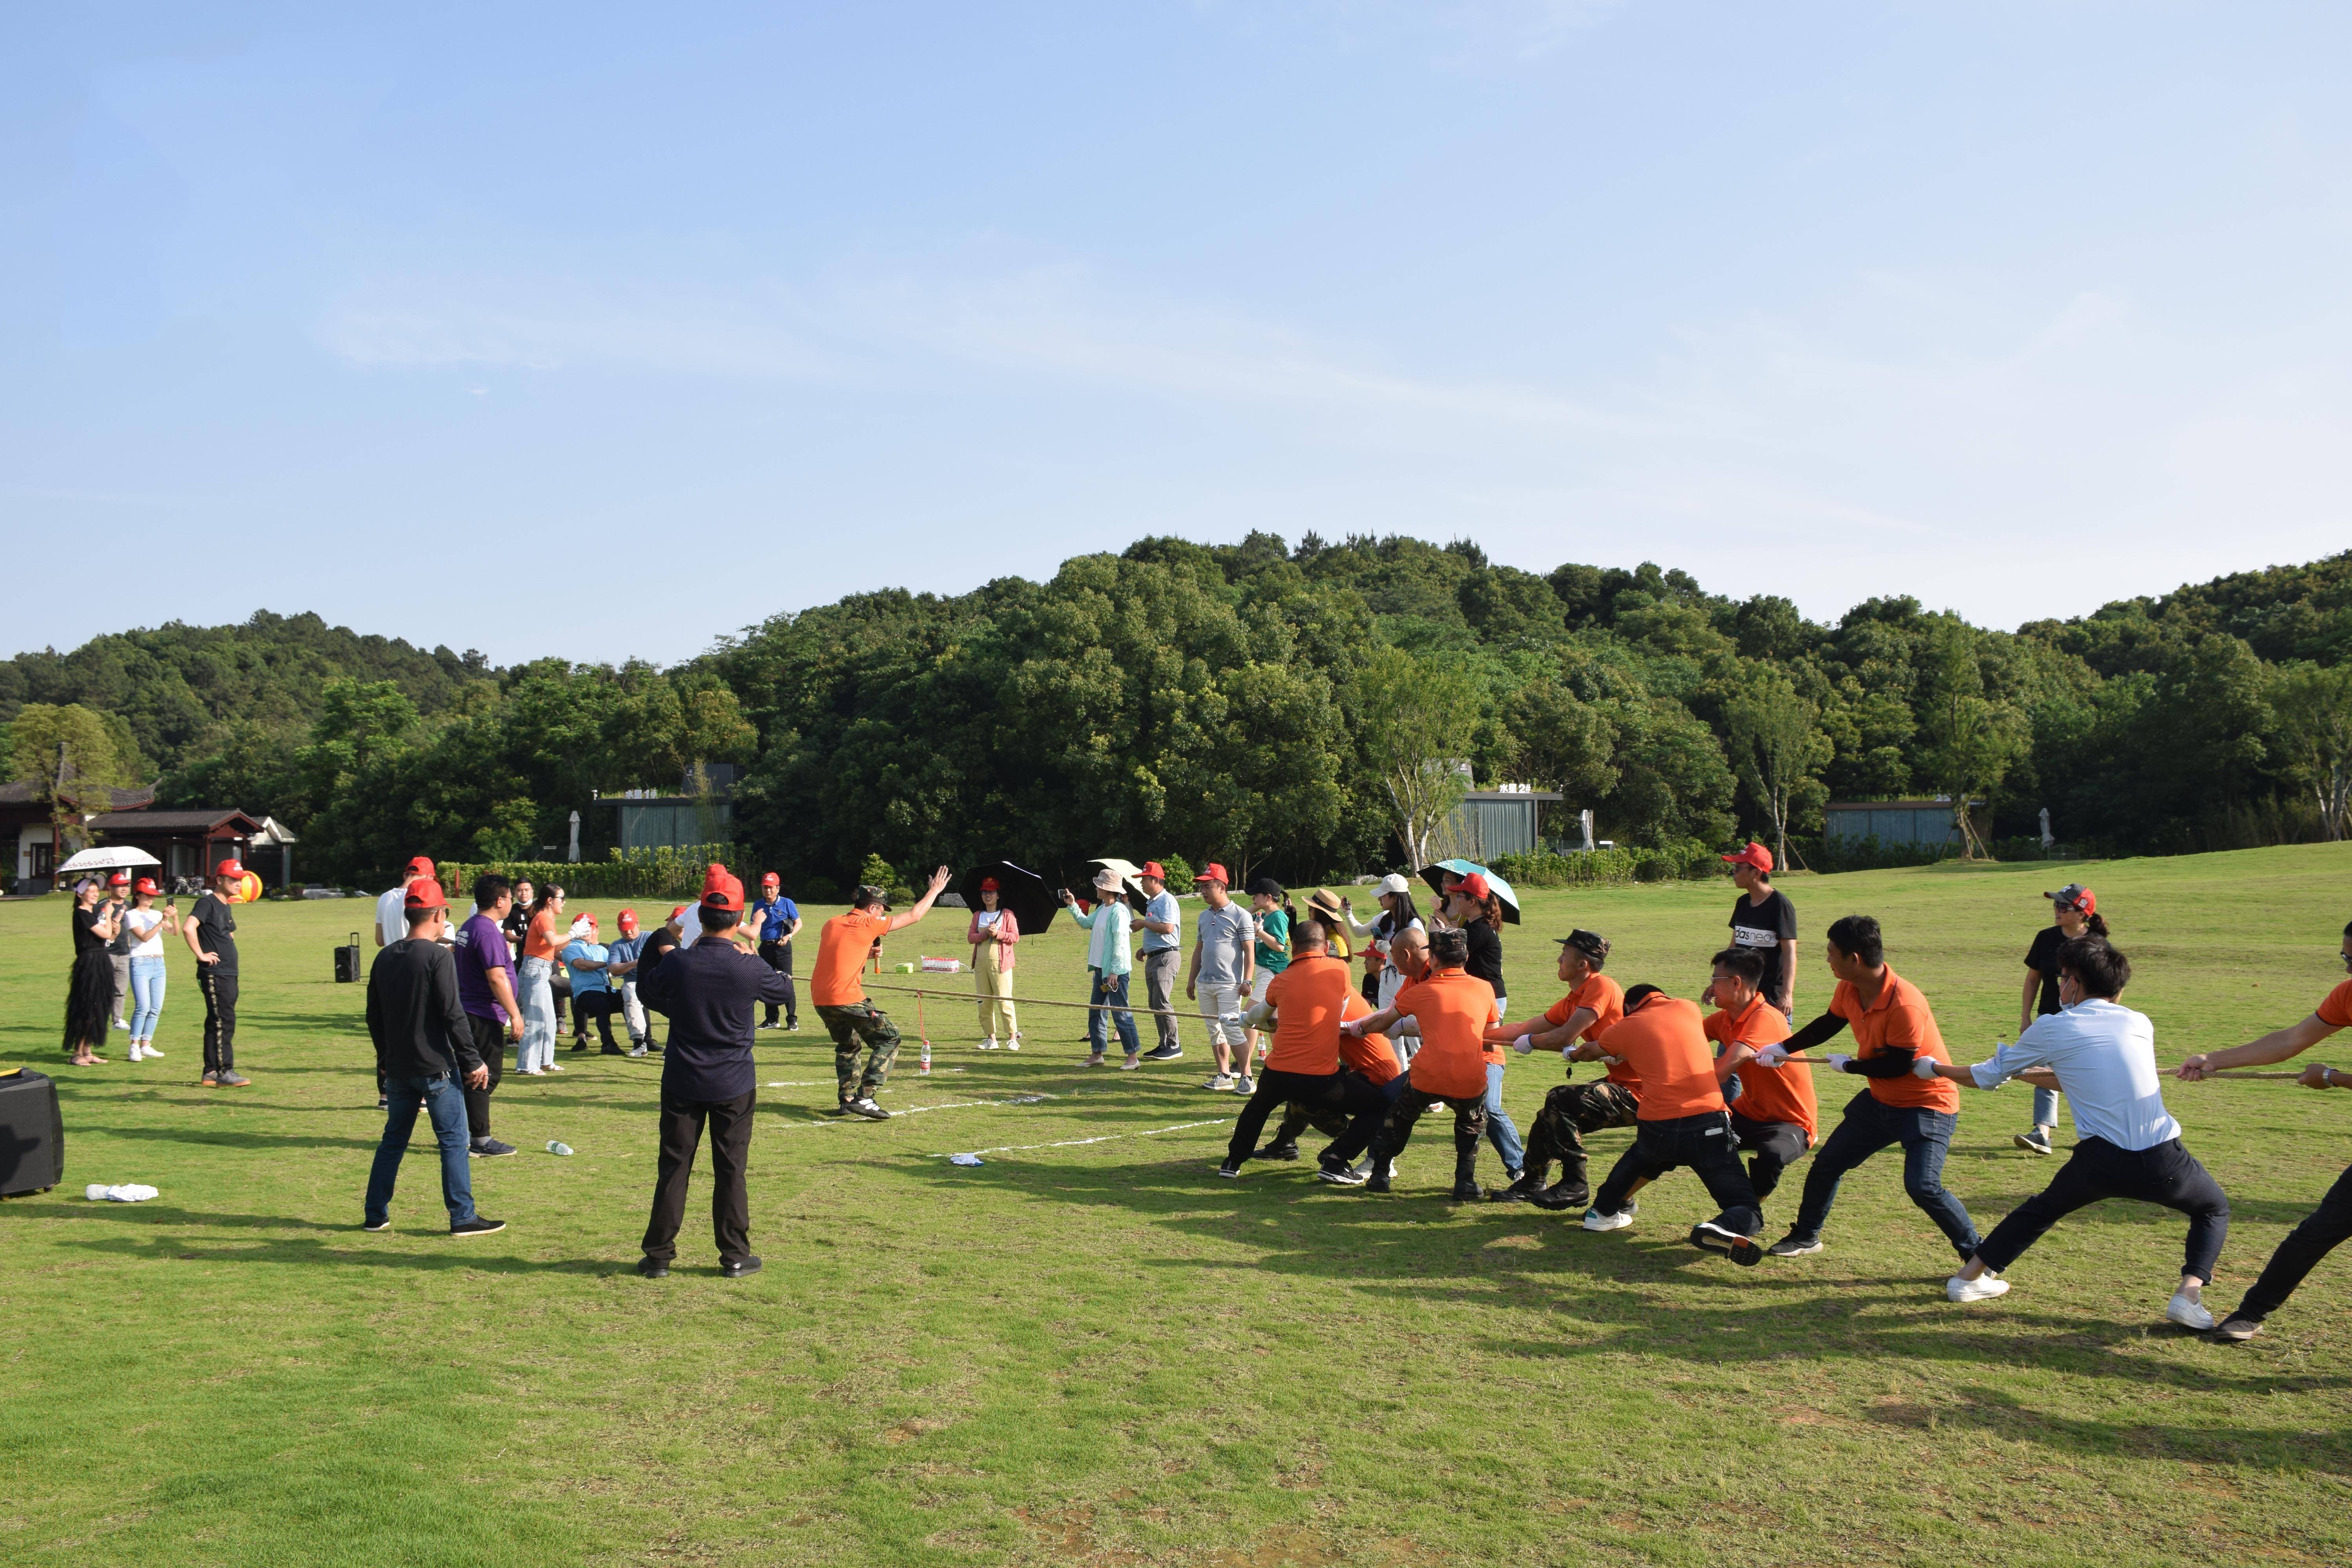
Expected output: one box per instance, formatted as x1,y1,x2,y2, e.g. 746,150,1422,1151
641,1087,757,1265
1976,1134,2229,1281
759,941,798,1026
572,990,620,1050
1226,1068,1344,1163
199,966,238,1074
2237,1161,2352,1323
1266,1068,1394,1155
1728,1112,1811,1200
1368,1085,1488,1181
465,1013,505,1140
1593,1110,1764,1234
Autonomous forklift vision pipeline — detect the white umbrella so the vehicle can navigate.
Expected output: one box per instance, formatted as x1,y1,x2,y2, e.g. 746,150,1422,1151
57,846,162,874
1082,857,1148,912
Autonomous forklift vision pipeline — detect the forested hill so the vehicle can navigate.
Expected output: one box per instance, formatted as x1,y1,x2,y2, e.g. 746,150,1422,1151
2,539,2348,887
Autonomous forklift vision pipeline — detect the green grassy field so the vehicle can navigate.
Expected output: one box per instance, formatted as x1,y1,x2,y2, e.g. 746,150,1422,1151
7,844,2352,1566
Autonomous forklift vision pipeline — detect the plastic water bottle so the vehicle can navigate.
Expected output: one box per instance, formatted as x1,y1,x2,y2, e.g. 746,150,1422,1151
546,1140,573,1156
919,1041,932,1074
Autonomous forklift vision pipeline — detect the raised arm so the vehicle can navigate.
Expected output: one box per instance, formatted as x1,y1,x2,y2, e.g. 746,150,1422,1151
886,867,953,933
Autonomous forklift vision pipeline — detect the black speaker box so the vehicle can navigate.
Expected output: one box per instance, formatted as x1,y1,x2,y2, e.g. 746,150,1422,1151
0,1068,65,1197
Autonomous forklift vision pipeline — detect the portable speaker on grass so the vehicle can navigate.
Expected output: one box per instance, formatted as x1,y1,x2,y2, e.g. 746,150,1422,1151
0,1067,65,1198
334,931,361,983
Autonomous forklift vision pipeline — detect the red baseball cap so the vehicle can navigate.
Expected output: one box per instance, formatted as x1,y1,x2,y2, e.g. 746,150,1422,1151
215,858,244,879
701,864,745,913
1193,862,1229,886
404,855,436,880
404,878,448,911
1721,841,1774,874
668,904,692,922
134,877,160,896
107,871,130,886
617,909,639,932
1458,871,1491,901
978,877,1000,892
2045,883,2096,916
1140,861,1167,880
762,871,780,887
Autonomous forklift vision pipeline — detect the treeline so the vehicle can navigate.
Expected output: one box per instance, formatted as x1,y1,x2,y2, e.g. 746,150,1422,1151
4,539,2348,886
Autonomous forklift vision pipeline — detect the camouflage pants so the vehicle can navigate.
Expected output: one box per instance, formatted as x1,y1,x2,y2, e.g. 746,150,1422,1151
816,1002,900,1101
1522,1079,1641,1183
1369,1088,1488,1185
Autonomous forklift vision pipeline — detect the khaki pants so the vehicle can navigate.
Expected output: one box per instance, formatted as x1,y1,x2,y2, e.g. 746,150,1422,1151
973,946,1016,1040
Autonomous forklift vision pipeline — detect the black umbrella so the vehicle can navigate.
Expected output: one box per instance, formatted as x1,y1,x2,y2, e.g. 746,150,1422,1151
958,859,1058,938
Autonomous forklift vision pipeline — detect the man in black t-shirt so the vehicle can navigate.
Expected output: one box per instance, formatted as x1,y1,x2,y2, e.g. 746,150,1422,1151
1722,842,1798,1019
183,857,250,1087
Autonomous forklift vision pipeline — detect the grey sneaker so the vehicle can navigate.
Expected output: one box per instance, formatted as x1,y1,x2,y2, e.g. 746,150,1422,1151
2014,1128,2054,1156
1141,1044,1183,1062
1234,1076,1256,1095
1203,1073,1236,1091
216,1070,251,1087
470,1138,518,1158
2212,1316,2263,1342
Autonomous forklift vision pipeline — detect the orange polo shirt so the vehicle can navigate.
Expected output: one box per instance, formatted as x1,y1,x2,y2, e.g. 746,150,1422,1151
1394,967,1499,1100
1264,955,1352,1074
1829,965,1958,1113
1705,993,1812,1139
1546,971,1635,1090
1595,996,1723,1122
2319,978,2352,1029
1338,993,1402,1085
810,908,893,1008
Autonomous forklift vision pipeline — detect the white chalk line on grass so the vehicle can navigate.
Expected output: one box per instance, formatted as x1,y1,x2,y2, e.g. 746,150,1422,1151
930,1117,1231,1159
777,1092,1060,1128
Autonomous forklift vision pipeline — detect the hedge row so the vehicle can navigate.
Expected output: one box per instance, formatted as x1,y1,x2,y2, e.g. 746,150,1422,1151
432,844,742,902
1490,842,1724,888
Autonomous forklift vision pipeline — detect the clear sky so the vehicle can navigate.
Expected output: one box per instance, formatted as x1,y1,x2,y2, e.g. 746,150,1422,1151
7,3,2349,666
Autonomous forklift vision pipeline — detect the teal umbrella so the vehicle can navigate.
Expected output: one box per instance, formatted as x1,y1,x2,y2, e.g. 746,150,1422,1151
1417,858,1521,925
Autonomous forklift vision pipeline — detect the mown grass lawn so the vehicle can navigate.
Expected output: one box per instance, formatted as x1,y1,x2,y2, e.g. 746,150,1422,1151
7,842,2352,1566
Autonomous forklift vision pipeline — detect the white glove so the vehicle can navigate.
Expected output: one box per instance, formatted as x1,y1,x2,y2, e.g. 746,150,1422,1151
1826,1053,1852,1074
1755,1043,1789,1067
1513,1034,1534,1055
1338,1018,1362,1037
1911,1055,1939,1079
1601,1054,1624,1067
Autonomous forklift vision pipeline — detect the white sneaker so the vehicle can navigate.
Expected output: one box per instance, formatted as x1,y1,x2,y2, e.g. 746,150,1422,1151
141,1042,163,1056
113,1017,130,1031
127,1043,144,1061
544,1063,565,1073
2166,1289,2214,1330
1947,1273,2011,1303
978,1038,998,1051
1582,1207,1633,1232
1204,1073,1235,1091
1007,1036,1021,1052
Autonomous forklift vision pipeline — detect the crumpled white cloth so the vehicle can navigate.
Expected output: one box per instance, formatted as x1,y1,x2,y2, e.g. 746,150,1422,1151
86,1183,158,1202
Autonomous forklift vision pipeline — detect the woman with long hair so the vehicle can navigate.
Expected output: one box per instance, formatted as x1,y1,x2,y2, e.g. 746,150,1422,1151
515,883,566,1076
122,877,179,1062
64,877,123,1066
2015,883,2109,1155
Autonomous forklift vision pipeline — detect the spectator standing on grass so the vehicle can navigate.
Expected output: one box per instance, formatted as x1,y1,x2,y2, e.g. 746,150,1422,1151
1722,842,1798,1022
808,868,953,1120
635,866,789,1279
1441,871,1524,1187
1065,870,1141,1069
362,878,505,1238
2174,918,2352,1341
2014,883,2106,1156
184,858,250,1087
1186,865,1256,1091
1136,862,1183,1062
967,878,1022,1052
103,871,133,1033
514,884,566,1076
1933,935,2226,1327
563,913,621,1055
122,877,177,1063
502,880,536,953
64,876,122,1067
607,909,653,1055
751,873,802,1033
1489,929,1626,1209
1242,878,1292,1093
376,856,436,949
451,874,521,1157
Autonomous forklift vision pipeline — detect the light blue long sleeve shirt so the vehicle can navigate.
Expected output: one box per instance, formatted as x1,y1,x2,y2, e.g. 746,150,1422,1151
1070,899,1133,977
1967,998,2180,1151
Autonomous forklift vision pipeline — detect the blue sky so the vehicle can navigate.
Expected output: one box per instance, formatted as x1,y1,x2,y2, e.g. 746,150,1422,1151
7,2,2349,666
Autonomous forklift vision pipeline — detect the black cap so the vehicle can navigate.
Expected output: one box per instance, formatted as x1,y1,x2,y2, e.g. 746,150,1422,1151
1246,877,1283,898
1555,929,1610,962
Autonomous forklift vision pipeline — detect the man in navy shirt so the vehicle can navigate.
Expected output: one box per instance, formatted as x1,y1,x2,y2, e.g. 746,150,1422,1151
635,865,792,1279
751,873,802,1032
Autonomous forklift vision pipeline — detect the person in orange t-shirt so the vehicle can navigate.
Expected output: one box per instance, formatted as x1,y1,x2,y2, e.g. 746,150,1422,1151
1220,927,1359,1176
2176,919,2352,1339
1572,987,1766,1263
808,866,952,1119
1701,946,1813,1200
1339,927,1494,1200
1249,965,1406,1183
1486,930,1632,1210
1764,914,1982,1263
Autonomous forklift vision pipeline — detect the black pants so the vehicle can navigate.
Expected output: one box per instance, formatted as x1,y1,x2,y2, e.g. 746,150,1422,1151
641,1087,757,1265
1226,1068,1344,1163
1729,1112,1811,1200
1266,1068,1394,1156
2236,1161,2352,1323
1976,1134,2230,1281
465,1013,505,1140
1368,1085,1488,1183
759,942,798,1026
572,990,620,1050
199,966,238,1074
1594,1110,1764,1235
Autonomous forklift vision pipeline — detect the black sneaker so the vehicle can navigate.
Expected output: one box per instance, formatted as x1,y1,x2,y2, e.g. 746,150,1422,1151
450,1217,507,1238
2212,1316,2263,1342
1215,1161,1242,1179
1691,1220,1764,1266
1451,1179,1487,1202
784,1022,800,1033
2014,1128,2054,1156
1140,1044,1183,1062
1498,1173,1546,1203
601,1045,626,1055
648,1043,665,1054
1531,1182,1590,1212
570,1042,587,1053
1250,1143,1299,1162
637,1256,670,1279
470,1138,518,1158
845,1096,891,1121
1365,1168,1392,1193
362,1217,391,1232
1318,1161,1368,1186
720,1255,763,1279
1766,1232,1824,1258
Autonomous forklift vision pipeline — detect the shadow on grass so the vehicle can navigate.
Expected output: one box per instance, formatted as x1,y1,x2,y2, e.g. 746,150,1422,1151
60,1232,627,1275
72,1122,381,1151
25,1202,347,1232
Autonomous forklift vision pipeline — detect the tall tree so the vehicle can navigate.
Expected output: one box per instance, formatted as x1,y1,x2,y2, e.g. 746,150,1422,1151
2271,661,2352,841
1916,621,2030,858
1358,647,1483,869
1723,668,1833,869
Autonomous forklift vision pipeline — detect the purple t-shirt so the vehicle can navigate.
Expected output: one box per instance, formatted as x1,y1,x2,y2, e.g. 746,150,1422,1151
453,911,516,1024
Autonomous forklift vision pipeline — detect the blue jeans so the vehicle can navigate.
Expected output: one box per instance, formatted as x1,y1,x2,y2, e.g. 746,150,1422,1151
2031,1085,2063,1127
365,1072,478,1229
1791,1089,1980,1259
1484,1062,1524,1176
128,955,167,1039
1087,968,1140,1057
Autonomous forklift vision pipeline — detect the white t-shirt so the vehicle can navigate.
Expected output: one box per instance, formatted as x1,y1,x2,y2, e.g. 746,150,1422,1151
124,907,167,959
376,886,408,947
